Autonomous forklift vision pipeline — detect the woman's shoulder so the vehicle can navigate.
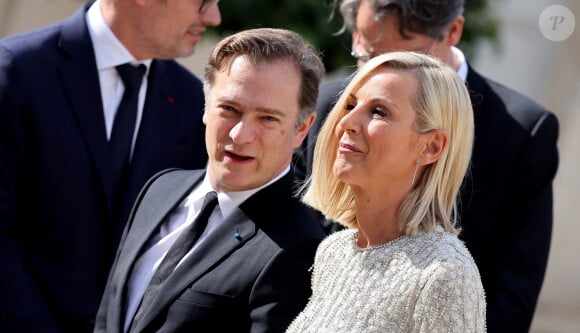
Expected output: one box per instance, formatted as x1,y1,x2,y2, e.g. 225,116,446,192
414,230,485,297
411,228,480,274
324,227,356,242
430,231,480,280
413,233,487,332
315,228,356,255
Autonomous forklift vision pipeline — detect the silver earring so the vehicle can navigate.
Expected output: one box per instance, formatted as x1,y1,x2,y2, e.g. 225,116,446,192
411,159,421,186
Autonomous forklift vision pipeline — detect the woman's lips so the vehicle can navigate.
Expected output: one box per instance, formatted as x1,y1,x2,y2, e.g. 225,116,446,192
338,142,362,153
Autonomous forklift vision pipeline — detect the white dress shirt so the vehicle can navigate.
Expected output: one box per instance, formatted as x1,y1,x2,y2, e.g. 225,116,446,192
123,166,291,332
452,46,468,82
86,0,152,157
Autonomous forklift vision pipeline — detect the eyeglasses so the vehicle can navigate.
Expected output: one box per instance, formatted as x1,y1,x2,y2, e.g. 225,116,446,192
199,0,219,14
350,50,372,63
351,39,438,64
350,32,376,63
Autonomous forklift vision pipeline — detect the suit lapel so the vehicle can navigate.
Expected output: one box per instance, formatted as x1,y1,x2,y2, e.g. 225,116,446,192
57,5,115,212
118,170,203,284
133,207,257,331
113,170,203,330
133,172,297,331
465,65,490,159
466,64,486,121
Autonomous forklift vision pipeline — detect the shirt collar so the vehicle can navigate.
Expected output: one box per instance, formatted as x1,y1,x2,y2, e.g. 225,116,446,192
452,46,468,82
187,166,291,221
86,0,152,70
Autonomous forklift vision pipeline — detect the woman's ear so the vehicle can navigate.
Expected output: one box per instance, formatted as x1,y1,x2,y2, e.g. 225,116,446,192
419,129,448,165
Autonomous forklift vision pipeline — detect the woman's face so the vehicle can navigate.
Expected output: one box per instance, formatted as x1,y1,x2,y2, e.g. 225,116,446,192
333,68,424,190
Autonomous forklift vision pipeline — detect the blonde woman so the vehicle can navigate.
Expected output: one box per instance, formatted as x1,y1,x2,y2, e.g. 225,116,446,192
287,51,485,332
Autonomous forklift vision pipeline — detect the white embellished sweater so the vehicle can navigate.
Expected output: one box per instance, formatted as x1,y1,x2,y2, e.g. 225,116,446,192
286,227,486,333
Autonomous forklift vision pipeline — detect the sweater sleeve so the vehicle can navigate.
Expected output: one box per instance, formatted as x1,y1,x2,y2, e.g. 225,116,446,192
411,262,486,333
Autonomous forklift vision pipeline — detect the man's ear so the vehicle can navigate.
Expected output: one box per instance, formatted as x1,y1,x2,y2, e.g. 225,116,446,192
419,129,448,165
445,15,465,47
292,112,316,148
351,31,360,50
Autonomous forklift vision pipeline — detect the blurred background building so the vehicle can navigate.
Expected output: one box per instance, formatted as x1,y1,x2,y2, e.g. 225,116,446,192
473,2,580,332
1,0,578,331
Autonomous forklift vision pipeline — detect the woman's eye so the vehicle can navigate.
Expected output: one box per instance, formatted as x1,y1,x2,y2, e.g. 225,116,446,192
344,103,356,112
372,107,389,118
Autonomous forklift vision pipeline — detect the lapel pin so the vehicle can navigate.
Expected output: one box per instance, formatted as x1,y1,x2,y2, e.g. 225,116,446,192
234,229,242,241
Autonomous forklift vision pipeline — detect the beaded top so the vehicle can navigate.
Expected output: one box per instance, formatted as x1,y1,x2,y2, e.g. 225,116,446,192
286,227,486,333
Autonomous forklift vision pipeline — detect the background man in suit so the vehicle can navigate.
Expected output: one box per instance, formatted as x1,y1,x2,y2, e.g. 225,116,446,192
95,28,326,333
0,0,220,331
293,0,559,331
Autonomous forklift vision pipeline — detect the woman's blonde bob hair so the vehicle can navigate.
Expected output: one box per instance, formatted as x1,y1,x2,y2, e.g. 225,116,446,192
302,51,474,235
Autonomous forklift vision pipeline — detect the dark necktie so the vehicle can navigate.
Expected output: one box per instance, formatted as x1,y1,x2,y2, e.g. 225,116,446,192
130,191,219,330
110,63,146,204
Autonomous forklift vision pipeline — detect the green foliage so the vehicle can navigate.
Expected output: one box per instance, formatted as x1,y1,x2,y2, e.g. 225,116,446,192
460,0,501,60
213,0,499,73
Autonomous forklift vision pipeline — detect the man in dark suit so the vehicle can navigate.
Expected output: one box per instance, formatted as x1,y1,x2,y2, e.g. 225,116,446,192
95,28,326,332
293,0,559,331
0,0,220,331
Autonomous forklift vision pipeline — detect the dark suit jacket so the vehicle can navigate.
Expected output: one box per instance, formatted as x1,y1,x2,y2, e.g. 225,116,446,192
0,5,208,332
293,65,559,332
95,169,325,333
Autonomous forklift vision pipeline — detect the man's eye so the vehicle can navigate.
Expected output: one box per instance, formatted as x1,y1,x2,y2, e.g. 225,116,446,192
221,105,236,111
262,115,278,122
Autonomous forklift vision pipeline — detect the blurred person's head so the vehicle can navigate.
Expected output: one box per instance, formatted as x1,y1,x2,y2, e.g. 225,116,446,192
101,0,221,60
304,51,474,235
333,0,465,69
202,28,325,192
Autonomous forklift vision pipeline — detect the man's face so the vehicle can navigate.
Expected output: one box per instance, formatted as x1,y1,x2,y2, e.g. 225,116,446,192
135,0,221,59
203,55,313,192
352,0,442,65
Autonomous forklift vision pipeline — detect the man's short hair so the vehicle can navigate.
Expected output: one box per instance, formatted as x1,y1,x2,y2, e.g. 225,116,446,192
335,0,464,40
204,28,325,124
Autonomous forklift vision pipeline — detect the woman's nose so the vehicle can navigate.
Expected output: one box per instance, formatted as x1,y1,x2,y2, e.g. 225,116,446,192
337,108,361,135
